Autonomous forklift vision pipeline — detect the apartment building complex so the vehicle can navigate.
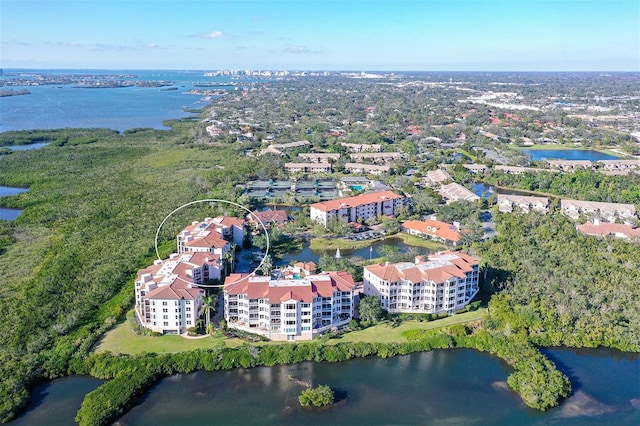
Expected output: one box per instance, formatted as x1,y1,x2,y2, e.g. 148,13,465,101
309,190,406,226
223,270,356,341
135,216,245,335
363,251,479,315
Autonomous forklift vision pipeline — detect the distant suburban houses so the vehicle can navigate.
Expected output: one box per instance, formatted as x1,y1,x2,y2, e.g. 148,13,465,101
298,153,340,163
285,162,332,174
363,251,479,315
344,163,391,175
340,142,382,152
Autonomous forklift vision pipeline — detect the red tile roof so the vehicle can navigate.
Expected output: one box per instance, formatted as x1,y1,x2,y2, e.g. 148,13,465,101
401,219,461,242
576,221,640,239
365,251,477,285
247,209,289,224
309,190,403,212
224,271,355,303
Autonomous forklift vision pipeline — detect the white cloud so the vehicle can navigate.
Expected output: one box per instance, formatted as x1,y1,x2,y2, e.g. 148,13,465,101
202,31,224,39
284,45,321,55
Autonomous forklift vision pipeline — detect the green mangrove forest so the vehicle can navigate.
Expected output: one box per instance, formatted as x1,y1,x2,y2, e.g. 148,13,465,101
0,118,638,425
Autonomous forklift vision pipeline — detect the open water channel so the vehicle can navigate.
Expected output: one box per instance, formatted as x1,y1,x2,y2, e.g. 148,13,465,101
11,347,639,425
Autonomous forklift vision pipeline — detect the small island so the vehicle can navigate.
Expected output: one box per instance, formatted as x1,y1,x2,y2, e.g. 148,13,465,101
298,385,335,408
0,89,31,97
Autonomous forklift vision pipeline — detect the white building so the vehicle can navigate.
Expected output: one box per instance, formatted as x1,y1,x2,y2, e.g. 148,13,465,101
135,253,213,334
309,190,406,226
438,182,480,203
560,199,637,222
363,251,479,315
223,270,356,341
177,216,246,253
135,216,246,335
497,194,549,214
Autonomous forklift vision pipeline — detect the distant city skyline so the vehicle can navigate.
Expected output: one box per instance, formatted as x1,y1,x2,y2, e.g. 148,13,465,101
1,0,638,71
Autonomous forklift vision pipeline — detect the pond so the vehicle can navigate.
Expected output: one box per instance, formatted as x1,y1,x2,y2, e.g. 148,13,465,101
522,149,618,161
0,186,28,221
7,142,50,151
275,237,421,266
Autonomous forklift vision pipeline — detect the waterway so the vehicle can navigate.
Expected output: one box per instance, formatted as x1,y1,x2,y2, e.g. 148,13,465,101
522,149,618,162
0,70,248,132
13,347,636,425
9,376,103,426
0,186,29,221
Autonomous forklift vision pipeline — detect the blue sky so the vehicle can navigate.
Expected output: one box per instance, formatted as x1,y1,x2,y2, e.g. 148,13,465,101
1,0,638,71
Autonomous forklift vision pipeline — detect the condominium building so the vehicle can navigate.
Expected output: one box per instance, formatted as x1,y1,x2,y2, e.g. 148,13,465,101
344,163,391,175
560,199,637,222
298,153,341,163
223,270,356,341
177,216,246,253
349,152,403,164
422,169,453,188
363,251,479,315
309,190,406,226
135,216,245,335
401,219,462,246
134,253,214,334
285,162,333,174
497,194,550,214
438,182,480,203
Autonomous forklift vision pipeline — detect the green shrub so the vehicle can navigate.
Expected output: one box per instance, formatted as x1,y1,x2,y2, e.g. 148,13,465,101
298,385,335,407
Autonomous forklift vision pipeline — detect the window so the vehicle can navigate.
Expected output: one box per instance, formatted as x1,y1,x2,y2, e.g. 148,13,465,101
163,322,168,326
162,301,167,306
163,308,168,313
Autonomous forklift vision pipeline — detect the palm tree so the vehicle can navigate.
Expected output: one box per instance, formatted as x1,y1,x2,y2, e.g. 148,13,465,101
223,244,237,275
202,294,216,333
259,254,273,276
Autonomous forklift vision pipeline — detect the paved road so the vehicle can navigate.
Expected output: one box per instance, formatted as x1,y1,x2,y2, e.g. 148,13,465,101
480,210,497,240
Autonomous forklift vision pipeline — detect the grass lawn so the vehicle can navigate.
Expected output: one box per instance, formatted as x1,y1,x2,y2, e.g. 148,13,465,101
94,311,245,355
333,308,488,344
95,308,487,354
310,236,380,251
393,233,448,251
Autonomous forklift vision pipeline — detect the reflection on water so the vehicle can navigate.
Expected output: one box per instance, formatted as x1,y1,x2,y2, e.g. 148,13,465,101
115,348,640,426
522,149,619,162
0,208,22,221
7,142,50,151
11,348,639,425
9,376,103,426
276,237,423,266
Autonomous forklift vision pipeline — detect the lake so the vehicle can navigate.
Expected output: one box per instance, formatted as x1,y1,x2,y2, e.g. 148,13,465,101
522,149,619,161
14,347,636,425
